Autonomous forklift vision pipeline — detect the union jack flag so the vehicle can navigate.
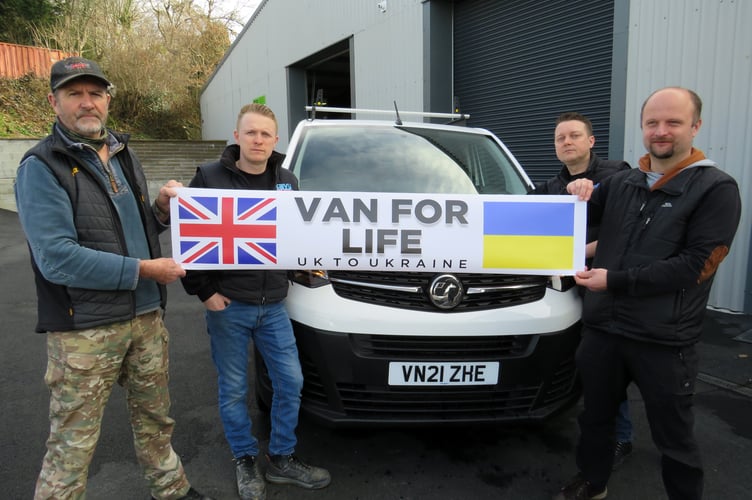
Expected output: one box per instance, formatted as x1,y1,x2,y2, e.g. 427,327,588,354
177,194,277,265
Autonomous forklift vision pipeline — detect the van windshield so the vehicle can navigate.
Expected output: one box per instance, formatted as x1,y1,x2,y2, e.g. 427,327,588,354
288,124,530,194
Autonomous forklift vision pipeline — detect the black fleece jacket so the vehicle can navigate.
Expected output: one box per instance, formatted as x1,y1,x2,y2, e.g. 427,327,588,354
180,145,299,304
582,161,741,346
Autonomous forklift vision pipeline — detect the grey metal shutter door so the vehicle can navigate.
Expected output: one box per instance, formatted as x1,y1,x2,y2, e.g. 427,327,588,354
454,0,616,183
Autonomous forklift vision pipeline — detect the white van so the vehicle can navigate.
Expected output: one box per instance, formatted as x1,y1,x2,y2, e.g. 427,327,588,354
256,109,582,426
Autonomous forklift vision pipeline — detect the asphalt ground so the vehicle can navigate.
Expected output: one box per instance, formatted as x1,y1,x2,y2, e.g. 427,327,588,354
1,208,751,499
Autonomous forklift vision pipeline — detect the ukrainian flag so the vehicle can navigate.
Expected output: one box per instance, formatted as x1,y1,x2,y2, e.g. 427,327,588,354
483,201,574,270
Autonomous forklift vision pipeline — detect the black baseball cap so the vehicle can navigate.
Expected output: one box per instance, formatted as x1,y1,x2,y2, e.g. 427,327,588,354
50,56,111,91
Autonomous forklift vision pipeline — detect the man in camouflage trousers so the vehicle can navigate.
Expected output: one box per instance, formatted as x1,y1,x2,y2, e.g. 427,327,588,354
14,56,212,500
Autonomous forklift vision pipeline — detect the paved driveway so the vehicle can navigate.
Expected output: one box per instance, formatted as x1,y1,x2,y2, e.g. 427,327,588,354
1,209,751,499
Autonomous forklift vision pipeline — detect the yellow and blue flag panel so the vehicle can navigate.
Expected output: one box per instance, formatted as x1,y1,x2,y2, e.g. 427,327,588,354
483,201,574,270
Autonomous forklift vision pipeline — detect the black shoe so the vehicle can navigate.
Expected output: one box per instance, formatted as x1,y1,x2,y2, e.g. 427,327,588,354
612,441,633,470
235,455,266,500
151,487,214,500
182,488,215,500
265,453,331,489
553,474,607,500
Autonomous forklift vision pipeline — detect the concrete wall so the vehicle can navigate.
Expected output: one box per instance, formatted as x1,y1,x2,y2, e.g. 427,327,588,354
0,139,227,212
0,139,36,211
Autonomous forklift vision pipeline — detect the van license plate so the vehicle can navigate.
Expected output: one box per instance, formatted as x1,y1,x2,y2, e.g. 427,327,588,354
388,361,499,386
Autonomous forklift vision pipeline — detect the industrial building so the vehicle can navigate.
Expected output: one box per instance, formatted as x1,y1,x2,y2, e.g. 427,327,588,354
200,0,751,312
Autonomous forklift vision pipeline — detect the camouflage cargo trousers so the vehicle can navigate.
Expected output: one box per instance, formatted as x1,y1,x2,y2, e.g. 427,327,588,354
34,310,192,500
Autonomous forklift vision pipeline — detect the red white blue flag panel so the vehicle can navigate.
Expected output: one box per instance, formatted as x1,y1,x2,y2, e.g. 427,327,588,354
176,192,278,266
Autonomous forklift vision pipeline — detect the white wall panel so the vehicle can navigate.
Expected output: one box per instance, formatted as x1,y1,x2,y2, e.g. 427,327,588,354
201,0,426,149
624,0,752,312
354,6,424,113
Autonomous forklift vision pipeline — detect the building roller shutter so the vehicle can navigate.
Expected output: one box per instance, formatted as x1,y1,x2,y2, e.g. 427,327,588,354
453,0,616,183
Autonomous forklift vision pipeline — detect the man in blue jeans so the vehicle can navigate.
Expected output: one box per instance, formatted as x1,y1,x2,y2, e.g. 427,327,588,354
181,103,330,500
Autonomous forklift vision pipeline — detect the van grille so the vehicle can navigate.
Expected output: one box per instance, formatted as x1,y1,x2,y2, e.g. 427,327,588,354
335,385,541,417
350,334,535,360
541,355,579,404
328,271,547,312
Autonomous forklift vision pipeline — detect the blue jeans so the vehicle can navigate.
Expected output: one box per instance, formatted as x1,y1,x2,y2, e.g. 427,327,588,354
615,399,633,442
205,300,303,458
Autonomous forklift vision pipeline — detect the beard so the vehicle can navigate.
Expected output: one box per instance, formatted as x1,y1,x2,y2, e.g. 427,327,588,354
648,140,675,159
74,114,107,137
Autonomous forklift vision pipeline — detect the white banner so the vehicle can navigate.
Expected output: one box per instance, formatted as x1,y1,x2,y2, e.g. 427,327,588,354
170,188,586,275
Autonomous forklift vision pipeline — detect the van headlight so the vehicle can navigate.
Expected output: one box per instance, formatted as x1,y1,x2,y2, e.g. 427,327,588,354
291,269,330,288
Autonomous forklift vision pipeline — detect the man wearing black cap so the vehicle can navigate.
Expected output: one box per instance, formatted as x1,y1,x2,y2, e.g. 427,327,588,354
14,56,213,500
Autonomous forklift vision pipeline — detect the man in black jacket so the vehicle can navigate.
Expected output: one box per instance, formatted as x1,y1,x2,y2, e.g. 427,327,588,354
533,112,635,468
532,112,631,245
555,88,742,500
534,112,629,195
181,103,330,500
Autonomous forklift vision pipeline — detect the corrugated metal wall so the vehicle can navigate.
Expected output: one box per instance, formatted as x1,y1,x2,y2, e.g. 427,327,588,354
0,42,75,79
623,0,752,312
453,0,616,182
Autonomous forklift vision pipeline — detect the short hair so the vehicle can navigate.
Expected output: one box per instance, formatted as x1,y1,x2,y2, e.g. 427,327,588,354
555,112,593,136
640,87,703,125
237,103,278,132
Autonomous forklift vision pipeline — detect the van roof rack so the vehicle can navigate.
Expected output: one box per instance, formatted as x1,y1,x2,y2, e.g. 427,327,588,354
305,105,469,124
